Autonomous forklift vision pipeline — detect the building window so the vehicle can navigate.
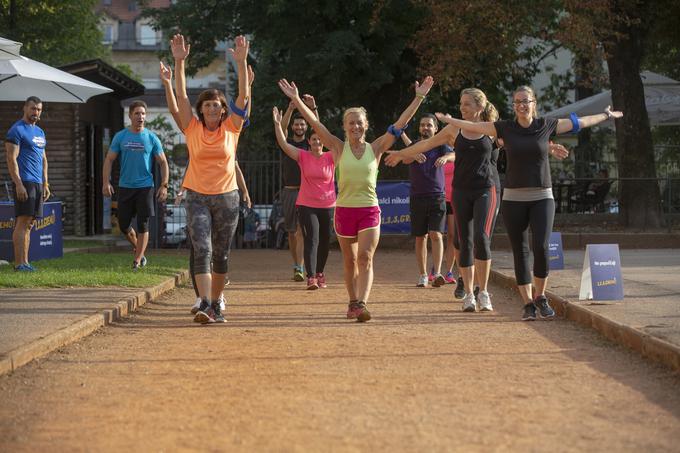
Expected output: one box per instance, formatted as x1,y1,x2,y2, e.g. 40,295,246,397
102,0,111,5
128,1,137,11
138,24,158,45
100,22,116,44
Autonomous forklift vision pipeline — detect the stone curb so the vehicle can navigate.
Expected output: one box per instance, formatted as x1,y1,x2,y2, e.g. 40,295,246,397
489,270,680,373
0,270,190,377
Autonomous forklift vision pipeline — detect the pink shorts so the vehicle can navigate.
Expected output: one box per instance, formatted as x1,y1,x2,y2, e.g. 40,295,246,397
334,206,381,238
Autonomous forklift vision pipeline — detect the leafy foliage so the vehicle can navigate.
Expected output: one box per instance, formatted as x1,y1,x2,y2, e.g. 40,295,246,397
0,0,109,66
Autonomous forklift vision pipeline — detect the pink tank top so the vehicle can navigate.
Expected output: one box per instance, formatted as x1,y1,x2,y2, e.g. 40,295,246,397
296,150,336,208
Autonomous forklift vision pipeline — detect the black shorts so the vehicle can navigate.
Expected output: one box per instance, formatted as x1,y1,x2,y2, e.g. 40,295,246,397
13,181,44,218
117,186,155,233
410,194,446,236
281,187,299,233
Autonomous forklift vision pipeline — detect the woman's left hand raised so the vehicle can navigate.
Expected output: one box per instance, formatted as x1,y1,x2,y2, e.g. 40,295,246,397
228,35,249,63
278,79,300,100
415,76,434,97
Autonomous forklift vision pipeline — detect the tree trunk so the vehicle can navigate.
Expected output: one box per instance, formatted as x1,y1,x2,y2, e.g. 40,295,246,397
605,2,662,229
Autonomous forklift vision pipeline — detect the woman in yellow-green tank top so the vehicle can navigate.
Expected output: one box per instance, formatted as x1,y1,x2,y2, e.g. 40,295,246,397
278,77,434,322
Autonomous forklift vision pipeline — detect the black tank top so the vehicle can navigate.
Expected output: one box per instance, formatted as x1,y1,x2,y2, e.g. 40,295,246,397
282,137,309,186
452,133,499,190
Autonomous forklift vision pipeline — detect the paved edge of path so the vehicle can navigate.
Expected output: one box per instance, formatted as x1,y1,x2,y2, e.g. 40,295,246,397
0,270,190,377
489,270,680,373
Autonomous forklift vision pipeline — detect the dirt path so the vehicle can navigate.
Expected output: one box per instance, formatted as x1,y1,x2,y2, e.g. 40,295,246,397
1,249,679,452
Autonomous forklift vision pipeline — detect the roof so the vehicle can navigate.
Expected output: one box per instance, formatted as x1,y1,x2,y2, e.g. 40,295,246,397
59,59,145,99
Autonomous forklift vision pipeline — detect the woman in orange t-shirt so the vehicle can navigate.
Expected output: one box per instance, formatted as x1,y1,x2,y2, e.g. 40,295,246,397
171,33,250,324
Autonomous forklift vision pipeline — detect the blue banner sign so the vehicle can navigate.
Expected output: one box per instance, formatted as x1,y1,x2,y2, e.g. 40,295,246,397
579,243,624,300
376,181,411,234
548,231,564,270
0,201,63,262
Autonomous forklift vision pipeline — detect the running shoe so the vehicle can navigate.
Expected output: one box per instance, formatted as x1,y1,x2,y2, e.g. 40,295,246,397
14,263,34,272
428,268,435,283
307,276,319,290
417,274,428,287
522,302,537,321
192,294,225,314
444,271,456,284
211,300,225,323
462,293,477,312
293,266,304,282
140,256,147,267
347,301,371,322
193,299,215,324
454,277,465,299
316,273,327,288
477,290,493,311
534,295,555,319
432,273,446,288
132,261,140,271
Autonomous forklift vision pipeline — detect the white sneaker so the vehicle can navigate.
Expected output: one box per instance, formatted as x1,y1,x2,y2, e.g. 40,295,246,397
191,295,225,314
462,293,477,312
416,274,428,287
190,297,202,314
477,290,493,311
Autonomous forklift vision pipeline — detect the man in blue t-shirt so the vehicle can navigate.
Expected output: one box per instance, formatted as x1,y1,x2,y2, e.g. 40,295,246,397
102,100,169,270
5,96,49,271
387,114,455,288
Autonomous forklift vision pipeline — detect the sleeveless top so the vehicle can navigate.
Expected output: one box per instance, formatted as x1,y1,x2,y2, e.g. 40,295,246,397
336,141,379,207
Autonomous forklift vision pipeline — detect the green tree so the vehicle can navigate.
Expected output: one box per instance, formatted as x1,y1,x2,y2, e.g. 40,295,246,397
0,0,109,66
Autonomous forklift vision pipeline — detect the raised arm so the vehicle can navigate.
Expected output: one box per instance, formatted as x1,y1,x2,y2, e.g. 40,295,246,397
227,35,250,129
281,101,295,138
372,76,434,154
170,34,194,131
435,112,497,137
245,65,254,120
383,123,457,166
278,79,343,155
555,105,623,134
160,61,182,129
272,107,300,161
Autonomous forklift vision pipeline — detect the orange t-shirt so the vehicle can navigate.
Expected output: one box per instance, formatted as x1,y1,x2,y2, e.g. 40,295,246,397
182,116,241,194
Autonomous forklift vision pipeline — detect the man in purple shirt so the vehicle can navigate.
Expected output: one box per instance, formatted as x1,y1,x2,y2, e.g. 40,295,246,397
387,114,455,287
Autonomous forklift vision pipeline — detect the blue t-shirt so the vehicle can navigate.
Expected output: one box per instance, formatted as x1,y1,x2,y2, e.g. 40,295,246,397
408,142,453,197
110,128,163,188
6,119,46,184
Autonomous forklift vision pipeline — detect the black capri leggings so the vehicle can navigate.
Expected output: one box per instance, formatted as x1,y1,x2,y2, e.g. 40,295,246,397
298,205,333,277
453,186,499,267
501,198,555,286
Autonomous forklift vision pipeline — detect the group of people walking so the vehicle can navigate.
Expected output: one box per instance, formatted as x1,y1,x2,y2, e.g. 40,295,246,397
6,32,622,325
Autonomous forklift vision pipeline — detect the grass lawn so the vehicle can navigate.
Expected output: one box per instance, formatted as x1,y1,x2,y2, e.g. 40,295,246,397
63,239,115,249
0,252,188,288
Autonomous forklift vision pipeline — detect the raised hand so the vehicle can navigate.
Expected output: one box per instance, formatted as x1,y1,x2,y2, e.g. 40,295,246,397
415,76,434,97
272,106,282,124
277,79,300,100
228,35,249,63
435,112,455,124
159,61,172,83
170,34,190,61
302,94,317,110
605,105,623,119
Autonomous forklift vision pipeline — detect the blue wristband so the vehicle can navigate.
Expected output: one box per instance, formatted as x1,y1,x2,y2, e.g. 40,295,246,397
229,99,248,118
569,112,580,134
387,121,410,137
243,117,250,128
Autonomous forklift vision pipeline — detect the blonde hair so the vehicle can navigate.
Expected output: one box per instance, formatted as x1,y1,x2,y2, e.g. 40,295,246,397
460,88,499,122
342,107,369,139
512,85,538,119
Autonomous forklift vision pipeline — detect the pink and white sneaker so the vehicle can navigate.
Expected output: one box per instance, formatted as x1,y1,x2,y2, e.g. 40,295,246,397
315,273,327,288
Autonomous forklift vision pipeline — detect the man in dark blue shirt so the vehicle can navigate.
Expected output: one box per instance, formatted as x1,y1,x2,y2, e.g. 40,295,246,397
5,96,49,271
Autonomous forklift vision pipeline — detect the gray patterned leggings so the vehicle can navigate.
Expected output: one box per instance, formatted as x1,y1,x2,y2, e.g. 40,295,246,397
185,189,240,275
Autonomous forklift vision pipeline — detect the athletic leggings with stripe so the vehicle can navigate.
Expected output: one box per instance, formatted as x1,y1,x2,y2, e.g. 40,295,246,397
501,198,555,286
453,186,499,267
298,205,333,277
185,189,240,275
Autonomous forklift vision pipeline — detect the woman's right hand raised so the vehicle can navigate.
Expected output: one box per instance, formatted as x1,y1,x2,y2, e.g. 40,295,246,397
278,79,300,100
171,34,190,61
272,106,282,124
435,112,456,124
159,61,172,83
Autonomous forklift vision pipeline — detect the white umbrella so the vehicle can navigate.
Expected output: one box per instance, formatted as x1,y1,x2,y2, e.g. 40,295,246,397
0,37,22,59
545,71,680,127
0,36,112,103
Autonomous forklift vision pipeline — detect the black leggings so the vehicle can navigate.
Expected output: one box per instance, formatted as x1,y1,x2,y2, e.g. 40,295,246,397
453,187,499,267
298,205,333,277
501,198,555,286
